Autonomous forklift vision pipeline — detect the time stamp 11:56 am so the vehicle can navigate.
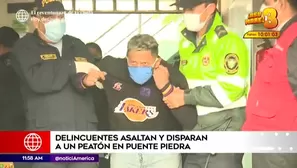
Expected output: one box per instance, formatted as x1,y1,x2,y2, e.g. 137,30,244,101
243,7,280,39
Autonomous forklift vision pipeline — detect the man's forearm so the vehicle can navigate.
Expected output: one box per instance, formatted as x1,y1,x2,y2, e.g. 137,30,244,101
184,86,223,108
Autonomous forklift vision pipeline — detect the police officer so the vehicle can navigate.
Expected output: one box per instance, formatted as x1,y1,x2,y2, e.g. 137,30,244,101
155,0,249,167
86,42,102,66
86,42,109,129
0,26,24,131
86,42,109,131
0,26,32,168
243,0,297,168
86,42,110,168
11,1,104,168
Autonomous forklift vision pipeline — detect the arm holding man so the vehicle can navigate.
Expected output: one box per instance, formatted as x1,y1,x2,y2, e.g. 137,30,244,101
153,63,197,130
155,35,249,110
153,65,185,109
73,61,106,90
70,38,105,91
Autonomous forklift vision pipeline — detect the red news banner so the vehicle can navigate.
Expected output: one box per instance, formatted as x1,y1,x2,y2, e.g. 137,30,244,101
0,131,50,153
0,132,99,163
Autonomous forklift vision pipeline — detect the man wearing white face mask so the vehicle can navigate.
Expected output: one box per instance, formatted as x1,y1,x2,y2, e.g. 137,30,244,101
10,0,105,168
158,0,249,168
243,0,297,168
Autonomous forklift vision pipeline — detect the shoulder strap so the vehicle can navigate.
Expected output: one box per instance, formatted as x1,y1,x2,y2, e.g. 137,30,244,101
276,23,297,49
214,25,228,39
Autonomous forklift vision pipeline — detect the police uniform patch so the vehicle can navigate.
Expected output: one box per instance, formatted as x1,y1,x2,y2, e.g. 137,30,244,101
202,55,210,66
40,54,57,60
224,53,239,74
74,57,87,62
215,25,228,38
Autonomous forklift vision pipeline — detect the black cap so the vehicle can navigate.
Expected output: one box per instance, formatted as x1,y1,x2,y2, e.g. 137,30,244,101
35,0,65,13
171,0,217,9
0,26,20,48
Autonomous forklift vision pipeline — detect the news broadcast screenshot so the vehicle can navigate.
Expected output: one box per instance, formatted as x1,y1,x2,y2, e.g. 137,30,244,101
1,0,297,168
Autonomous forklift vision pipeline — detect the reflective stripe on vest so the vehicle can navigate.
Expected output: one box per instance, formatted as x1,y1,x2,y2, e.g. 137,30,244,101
187,78,246,116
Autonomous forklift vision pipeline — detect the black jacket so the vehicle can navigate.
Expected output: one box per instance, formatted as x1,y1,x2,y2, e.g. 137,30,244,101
11,31,97,131
91,87,109,130
0,52,26,130
99,56,197,131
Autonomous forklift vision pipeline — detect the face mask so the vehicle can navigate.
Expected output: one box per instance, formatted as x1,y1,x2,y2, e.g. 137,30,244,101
44,19,66,43
183,6,209,32
128,58,158,85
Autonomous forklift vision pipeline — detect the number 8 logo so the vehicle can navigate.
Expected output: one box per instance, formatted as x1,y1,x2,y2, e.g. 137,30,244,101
262,7,278,29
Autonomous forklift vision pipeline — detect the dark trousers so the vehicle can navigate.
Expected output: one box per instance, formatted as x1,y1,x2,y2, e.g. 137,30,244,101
184,108,245,168
184,153,243,168
14,162,32,168
98,158,110,168
91,88,109,130
25,117,99,168
253,153,297,168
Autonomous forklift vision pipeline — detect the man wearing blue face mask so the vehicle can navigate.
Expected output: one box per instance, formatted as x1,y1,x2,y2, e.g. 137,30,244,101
97,34,197,168
11,0,105,168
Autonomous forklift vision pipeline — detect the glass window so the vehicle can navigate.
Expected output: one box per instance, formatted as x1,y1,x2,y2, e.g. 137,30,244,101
159,0,177,10
65,14,127,42
96,14,139,56
154,20,180,60
138,14,181,60
106,31,139,57
62,0,72,10
96,0,113,10
138,0,155,11
141,14,163,35
117,0,135,11
75,0,93,10
64,1,182,59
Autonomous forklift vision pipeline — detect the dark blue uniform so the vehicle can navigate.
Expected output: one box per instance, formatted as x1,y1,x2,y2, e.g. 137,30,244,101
12,31,98,131
11,31,98,168
0,52,25,130
0,26,25,131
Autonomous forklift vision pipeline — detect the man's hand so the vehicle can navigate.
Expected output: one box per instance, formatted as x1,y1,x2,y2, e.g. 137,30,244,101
163,87,185,109
82,69,106,87
153,65,170,90
75,61,99,73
